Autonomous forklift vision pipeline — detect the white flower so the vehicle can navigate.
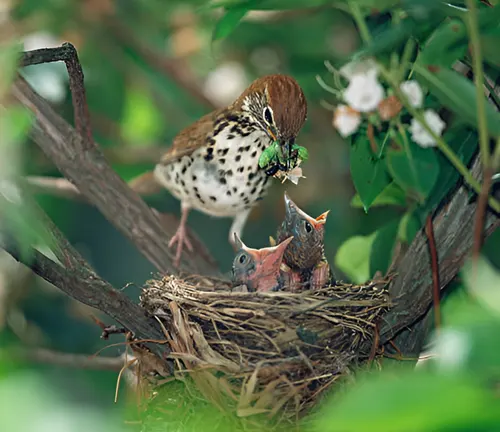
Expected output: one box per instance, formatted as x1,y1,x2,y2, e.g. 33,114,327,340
339,58,379,80
343,73,385,113
410,109,446,148
434,329,471,373
333,105,361,137
400,80,424,108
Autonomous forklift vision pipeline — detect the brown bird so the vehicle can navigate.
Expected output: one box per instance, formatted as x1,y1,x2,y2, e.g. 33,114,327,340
132,75,307,267
231,234,293,292
275,192,333,290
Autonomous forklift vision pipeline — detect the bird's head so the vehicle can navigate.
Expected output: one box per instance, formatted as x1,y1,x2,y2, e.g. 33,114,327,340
231,233,293,292
279,192,329,270
235,74,308,155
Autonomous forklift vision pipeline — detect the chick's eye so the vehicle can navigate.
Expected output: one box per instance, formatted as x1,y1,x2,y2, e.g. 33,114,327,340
263,107,274,125
304,221,313,233
239,253,247,264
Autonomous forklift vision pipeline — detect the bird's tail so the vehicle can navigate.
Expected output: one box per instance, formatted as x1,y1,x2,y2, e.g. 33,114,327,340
128,171,163,196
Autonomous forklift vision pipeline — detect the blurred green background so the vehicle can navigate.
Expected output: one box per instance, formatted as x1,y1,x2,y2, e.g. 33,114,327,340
2,0,500,430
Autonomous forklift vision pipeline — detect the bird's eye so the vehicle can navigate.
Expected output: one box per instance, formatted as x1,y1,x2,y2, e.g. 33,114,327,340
263,107,274,125
239,253,247,264
304,221,313,233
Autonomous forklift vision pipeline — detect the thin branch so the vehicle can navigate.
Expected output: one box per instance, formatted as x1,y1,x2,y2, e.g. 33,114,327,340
5,347,125,371
15,45,219,276
25,176,83,201
21,44,93,146
424,215,441,332
1,235,170,362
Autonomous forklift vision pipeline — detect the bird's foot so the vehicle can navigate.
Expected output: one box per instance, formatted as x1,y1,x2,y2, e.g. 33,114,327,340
168,223,193,268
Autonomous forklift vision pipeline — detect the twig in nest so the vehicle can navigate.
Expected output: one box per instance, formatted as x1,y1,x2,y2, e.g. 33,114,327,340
425,215,441,332
115,357,138,403
368,322,380,365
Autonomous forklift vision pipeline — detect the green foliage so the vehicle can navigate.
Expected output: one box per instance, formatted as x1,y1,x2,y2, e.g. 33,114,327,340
350,182,407,209
335,232,376,283
5,0,500,431
414,65,500,138
386,132,440,203
213,7,249,41
350,135,391,211
313,372,500,432
335,1,500,284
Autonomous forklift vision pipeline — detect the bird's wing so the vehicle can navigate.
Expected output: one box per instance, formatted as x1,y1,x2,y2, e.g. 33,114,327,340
158,108,225,166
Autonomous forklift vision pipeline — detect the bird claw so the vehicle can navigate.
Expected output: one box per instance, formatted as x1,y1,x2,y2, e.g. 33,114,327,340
168,225,193,267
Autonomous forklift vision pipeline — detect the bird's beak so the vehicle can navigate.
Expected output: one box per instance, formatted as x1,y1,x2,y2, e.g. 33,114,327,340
314,211,330,226
267,126,278,142
233,232,245,250
257,236,293,275
284,192,329,230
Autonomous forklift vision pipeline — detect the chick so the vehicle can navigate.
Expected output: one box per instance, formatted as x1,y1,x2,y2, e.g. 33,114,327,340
275,192,334,290
231,234,293,292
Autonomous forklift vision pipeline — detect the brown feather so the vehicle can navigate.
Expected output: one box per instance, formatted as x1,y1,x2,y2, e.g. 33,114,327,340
159,108,227,166
159,74,307,166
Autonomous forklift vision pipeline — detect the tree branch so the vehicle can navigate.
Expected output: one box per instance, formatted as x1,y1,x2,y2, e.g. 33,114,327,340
380,155,499,347
14,44,219,276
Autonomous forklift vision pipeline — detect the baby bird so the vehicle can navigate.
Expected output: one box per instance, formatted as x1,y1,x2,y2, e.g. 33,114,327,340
231,234,293,292
275,192,333,290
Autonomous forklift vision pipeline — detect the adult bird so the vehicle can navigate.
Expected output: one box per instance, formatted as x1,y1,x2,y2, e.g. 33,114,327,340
131,75,307,267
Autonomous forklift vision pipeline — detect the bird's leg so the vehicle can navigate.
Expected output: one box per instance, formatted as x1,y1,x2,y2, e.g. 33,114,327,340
168,203,193,267
229,209,251,251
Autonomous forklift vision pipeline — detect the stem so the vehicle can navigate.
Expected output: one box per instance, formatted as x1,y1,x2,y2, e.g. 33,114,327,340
398,38,416,81
348,0,372,44
465,0,490,168
379,66,500,213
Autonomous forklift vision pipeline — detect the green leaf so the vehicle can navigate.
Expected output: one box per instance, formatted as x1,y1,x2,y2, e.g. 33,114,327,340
481,27,500,69
398,210,421,243
424,126,478,212
212,7,249,41
369,218,400,276
418,18,467,67
314,371,500,432
414,64,500,138
335,232,377,284
350,182,407,209
350,136,391,212
386,132,440,202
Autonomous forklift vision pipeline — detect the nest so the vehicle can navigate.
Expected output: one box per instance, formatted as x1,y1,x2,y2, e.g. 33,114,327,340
139,275,391,423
